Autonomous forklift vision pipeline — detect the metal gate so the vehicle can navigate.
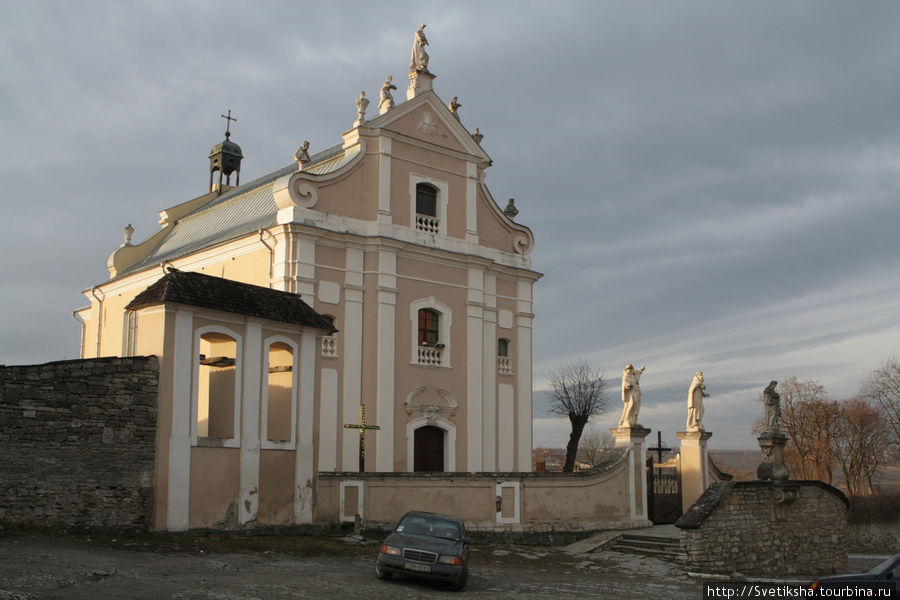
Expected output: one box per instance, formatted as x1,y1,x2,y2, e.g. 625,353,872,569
646,456,682,524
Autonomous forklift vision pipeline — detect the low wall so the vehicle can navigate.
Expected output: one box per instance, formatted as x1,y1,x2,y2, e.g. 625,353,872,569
317,453,641,535
677,481,848,576
0,357,159,530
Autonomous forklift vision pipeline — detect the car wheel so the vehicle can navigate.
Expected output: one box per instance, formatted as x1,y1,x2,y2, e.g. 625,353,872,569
374,560,393,580
449,566,468,591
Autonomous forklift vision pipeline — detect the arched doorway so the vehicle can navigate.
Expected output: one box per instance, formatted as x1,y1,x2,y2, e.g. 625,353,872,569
414,426,445,472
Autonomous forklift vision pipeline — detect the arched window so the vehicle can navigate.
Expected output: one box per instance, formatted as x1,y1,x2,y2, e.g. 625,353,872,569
418,308,440,347
415,183,438,217
410,298,452,367
197,331,238,440
265,341,294,443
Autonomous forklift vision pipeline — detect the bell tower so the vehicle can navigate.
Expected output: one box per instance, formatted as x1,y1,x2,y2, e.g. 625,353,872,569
208,110,243,192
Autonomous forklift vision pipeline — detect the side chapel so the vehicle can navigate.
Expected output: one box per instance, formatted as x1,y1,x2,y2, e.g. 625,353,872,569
74,27,540,530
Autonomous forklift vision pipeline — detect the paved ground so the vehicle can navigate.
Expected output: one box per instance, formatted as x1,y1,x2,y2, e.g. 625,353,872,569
0,531,889,600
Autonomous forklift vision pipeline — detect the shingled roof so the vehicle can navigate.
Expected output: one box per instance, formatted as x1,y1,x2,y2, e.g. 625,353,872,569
126,269,337,333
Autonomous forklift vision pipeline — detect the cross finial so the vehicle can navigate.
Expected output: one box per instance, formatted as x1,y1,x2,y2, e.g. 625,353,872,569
221,109,237,137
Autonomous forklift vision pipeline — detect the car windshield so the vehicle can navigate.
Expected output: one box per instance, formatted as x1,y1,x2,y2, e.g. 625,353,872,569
867,555,899,575
396,514,461,541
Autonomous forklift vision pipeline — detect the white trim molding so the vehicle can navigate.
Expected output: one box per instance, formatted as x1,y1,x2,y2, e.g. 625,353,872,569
495,481,521,525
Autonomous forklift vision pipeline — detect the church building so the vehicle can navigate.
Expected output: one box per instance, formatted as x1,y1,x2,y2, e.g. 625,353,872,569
74,28,540,530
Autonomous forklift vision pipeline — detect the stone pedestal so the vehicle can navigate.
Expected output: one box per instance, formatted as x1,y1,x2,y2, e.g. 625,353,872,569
610,425,652,526
407,69,435,100
757,431,789,480
677,430,713,513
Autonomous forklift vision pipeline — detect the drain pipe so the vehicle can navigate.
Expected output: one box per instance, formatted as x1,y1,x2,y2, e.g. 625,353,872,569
90,286,105,357
71,310,86,358
258,228,276,284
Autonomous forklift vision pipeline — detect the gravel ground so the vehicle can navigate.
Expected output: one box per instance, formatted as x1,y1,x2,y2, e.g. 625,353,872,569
0,533,888,599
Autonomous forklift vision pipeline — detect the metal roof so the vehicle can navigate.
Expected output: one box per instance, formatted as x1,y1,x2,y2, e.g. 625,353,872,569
120,143,348,277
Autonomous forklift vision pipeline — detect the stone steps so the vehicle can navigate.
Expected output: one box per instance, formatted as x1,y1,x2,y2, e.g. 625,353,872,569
605,533,684,562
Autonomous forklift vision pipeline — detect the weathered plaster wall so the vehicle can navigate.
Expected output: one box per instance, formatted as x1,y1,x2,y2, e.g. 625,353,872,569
0,357,159,530
317,456,635,533
677,481,848,576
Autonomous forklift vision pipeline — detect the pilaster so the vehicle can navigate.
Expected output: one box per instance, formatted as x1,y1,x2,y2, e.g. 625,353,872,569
466,267,485,471
294,329,317,522
341,247,364,470
375,249,397,471
167,308,194,531
515,280,534,471
239,320,262,525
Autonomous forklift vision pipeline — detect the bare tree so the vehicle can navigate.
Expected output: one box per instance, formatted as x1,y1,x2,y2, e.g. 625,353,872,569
576,429,625,470
828,397,893,495
547,360,608,472
863,356,900,457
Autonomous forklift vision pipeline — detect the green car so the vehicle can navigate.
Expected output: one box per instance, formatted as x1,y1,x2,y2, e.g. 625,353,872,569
375,510,472,591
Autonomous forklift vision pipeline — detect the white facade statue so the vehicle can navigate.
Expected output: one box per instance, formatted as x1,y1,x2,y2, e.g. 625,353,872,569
617,364,646,428
410,24,429,72
448,96,461,119
686,371,709,431
379,76,397,114
356,91,369,123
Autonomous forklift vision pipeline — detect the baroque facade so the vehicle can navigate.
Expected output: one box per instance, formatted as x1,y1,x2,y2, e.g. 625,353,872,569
74,32,540,529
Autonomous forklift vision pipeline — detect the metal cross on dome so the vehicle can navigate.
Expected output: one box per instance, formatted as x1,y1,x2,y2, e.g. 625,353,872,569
220,109,237,135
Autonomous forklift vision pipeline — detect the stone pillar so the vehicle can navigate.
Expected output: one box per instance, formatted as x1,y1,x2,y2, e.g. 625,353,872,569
757,432,790,480
677,430,713,513
407,69,436,100
611,425,652,526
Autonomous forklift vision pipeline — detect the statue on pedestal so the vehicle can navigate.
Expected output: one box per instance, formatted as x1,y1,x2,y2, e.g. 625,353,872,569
763,380,781,432
617,364,646,428
410,24,430,72
686,371,709,431
355,91,369,124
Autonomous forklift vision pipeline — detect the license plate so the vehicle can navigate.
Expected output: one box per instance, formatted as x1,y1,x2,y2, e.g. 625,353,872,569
404,562,431,573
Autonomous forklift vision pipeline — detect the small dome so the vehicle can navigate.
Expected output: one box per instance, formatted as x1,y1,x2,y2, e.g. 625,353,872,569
209,132,243,159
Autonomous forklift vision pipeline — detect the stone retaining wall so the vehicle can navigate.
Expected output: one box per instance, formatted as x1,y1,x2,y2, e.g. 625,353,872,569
676,481,848,576
0,357,159,530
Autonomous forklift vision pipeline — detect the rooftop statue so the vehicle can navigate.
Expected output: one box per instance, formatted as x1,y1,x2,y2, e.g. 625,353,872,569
448,96,461,119
294,141,310,168
379,76,397,114
686,371,709,432
617,364,646,428
356,91,369,123
410,24,430,72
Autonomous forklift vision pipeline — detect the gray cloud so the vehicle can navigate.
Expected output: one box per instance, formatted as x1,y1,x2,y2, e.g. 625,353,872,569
2,1,898,448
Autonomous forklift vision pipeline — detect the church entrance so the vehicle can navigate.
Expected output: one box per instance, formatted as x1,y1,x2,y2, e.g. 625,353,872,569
413,426,444,472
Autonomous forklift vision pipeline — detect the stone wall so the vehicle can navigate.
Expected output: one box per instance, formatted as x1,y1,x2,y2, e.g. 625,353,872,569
317,453,641,535
676,481,848,576
0,357,159,530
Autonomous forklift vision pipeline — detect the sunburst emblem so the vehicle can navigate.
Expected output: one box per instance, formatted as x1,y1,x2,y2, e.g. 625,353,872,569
415,111,438,135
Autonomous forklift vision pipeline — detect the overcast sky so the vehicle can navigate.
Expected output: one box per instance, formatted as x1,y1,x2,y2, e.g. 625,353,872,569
2,1,898,450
